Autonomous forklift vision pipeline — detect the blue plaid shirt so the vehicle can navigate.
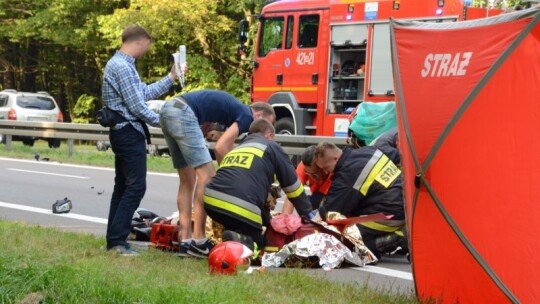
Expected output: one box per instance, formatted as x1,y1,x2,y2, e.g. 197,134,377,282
102,50,174,136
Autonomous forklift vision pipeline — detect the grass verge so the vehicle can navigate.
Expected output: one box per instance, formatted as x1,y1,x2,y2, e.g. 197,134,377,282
0,140,176,173
0,221,417,304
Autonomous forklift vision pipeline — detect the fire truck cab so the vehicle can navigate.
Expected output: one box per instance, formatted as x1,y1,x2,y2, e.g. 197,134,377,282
239,0,501,136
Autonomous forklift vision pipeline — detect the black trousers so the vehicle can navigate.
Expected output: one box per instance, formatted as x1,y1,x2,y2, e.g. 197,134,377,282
357,221,408,258
106,125,147,249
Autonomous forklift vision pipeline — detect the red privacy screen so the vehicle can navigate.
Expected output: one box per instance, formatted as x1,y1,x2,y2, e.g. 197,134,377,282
391,7,540,303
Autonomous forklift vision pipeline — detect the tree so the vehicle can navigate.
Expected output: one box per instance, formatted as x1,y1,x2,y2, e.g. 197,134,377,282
98,0,261,102
0,0,264,122
0,0,127,121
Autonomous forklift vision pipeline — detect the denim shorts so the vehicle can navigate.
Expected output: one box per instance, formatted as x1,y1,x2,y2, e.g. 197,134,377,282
160,98,212,168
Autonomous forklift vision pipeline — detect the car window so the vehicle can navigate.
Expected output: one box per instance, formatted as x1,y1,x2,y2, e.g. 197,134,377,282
0,94,8,107
16,96,56,110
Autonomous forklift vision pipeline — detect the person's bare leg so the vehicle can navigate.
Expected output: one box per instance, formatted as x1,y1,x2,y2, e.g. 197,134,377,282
192,162,216,240
178,167,196,241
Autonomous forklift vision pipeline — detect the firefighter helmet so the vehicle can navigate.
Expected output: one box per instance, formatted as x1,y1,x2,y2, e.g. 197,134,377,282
208,241,253,275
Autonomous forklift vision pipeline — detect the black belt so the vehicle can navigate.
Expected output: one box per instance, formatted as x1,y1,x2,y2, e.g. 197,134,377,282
109,110,151,145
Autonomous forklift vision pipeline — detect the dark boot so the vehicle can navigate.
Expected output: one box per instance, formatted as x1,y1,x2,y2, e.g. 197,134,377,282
374,227,409,256
375,233,401,255
222,230,255,252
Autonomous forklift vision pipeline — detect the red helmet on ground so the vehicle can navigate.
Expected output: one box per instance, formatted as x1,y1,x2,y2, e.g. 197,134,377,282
208,241,253,275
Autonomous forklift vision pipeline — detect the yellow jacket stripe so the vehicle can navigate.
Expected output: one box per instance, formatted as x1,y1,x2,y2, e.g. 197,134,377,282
359,221,404,233
353,148,399,196
353,149,384,194
283,179,305,199
203,188,262,225
231,146,265,158
360,155,390,195
263,246,280,252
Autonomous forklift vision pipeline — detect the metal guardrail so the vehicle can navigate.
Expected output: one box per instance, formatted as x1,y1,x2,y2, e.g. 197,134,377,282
0,121,349,157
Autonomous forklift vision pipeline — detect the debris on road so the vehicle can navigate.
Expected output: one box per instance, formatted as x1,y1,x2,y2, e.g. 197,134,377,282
52,197,72,214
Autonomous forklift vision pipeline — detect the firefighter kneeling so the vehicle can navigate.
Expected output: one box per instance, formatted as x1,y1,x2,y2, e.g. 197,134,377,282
203,119,314,263
314,142,409,259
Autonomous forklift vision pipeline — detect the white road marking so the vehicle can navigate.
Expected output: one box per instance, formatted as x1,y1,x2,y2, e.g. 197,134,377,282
7,168,90,179
352,265,413,281
0,157,176,177
0,201,107,224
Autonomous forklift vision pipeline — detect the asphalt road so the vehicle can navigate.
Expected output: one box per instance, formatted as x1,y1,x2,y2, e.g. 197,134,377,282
0,157,414,295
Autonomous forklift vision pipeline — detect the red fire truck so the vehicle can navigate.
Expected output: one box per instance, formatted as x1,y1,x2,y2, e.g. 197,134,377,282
238,0,502,136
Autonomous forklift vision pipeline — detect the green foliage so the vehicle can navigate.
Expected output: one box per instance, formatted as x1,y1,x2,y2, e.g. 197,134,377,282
72,94,98,123
225,73,252,104
97,0,253,100
0,0,127,121
0,0,264,122
472,0,527,9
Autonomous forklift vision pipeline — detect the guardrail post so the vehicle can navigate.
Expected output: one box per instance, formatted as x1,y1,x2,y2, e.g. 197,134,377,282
67,139,74,158
5,135,12,151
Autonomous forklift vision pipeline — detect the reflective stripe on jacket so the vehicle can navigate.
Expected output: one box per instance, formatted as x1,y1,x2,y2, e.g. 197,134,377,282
204,133,312,227
321,147,405,220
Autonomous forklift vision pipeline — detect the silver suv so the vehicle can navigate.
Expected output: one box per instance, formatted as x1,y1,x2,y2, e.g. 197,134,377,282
0,89,63,147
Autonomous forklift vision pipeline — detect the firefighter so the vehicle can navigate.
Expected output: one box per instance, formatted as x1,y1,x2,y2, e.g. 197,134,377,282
203,119,314,253
281,145,333,215
314,142,408,259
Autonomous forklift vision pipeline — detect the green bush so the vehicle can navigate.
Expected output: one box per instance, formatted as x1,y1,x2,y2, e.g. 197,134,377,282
72,94,99,124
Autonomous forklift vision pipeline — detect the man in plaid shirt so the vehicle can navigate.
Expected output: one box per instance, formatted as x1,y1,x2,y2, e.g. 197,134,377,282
102,25,177,255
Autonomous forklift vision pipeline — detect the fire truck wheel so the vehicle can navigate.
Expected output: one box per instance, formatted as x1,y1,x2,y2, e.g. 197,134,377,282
275,117,295,135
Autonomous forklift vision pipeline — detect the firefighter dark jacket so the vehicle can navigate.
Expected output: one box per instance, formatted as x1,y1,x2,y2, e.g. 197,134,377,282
320,146,405,220
204,133,312,229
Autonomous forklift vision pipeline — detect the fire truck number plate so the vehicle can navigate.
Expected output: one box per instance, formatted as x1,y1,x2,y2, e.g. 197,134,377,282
296,51,315,65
